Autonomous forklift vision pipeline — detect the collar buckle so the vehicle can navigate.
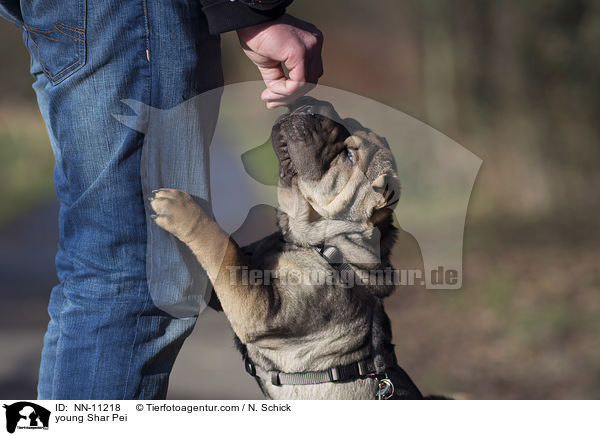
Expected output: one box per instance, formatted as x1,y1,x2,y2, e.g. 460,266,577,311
328,367,341,382
244,357,256,377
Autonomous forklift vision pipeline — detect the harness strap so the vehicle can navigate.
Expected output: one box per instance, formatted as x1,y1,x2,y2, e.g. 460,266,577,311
318,245,360,285
243,352,397,386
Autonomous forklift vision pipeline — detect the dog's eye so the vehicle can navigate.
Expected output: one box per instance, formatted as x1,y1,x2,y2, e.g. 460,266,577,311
344,148,355,166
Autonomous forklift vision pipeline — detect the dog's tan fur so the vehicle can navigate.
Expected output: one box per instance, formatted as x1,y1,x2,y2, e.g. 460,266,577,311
149,98,423,399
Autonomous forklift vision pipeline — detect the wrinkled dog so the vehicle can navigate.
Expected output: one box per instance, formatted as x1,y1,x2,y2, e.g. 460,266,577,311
150,97,425,400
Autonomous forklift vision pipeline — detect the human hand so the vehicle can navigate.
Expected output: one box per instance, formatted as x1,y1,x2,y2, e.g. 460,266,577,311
237,14,323,108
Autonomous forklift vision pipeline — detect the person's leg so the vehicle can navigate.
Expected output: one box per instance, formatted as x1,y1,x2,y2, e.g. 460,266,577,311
15,0,222,399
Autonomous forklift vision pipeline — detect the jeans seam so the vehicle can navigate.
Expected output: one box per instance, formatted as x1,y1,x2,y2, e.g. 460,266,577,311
56,25,84,42
26,25,84,43
24,26,59,41
122,0,153,399
142,0,150,61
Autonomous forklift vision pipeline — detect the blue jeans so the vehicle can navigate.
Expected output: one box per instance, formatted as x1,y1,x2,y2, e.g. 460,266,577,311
1,0,223,398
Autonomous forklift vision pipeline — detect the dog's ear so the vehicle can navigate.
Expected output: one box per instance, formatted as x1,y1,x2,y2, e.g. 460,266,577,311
371,174,400,210
369,173,400,226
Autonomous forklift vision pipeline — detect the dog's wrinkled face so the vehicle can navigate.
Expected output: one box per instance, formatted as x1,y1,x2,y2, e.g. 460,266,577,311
272,97,400,227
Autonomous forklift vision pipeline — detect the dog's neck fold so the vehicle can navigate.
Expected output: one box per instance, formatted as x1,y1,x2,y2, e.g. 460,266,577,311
277,188,391,267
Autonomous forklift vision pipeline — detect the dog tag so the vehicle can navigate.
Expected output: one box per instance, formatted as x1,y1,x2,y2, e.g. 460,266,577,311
376,378,394,400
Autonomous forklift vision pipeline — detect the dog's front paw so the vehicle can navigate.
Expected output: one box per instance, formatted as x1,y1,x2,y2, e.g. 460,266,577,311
149,188,208,243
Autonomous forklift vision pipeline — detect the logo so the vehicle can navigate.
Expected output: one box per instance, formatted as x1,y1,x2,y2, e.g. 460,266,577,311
3,402,50,433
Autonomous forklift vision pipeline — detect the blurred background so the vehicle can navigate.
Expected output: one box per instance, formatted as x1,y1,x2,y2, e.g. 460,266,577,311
1,0,599,399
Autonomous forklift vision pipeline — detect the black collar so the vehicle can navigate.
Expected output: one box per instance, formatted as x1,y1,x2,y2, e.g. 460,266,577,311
243,351,396,386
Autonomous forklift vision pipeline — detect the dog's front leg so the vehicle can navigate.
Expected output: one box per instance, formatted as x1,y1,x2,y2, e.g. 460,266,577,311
149,188,272,342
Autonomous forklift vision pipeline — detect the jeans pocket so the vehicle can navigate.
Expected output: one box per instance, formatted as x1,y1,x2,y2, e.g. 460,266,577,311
23,0,86,84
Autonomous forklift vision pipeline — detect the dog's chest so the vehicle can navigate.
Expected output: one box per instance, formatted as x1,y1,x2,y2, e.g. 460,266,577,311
246,247,370,362
277,249,368,319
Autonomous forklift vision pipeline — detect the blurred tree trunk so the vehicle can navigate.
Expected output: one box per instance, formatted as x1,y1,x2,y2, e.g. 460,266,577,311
420,0,458,135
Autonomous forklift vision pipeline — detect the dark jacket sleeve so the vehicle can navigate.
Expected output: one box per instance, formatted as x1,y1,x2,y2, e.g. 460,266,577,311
0,0,23,26
199,0,293,35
